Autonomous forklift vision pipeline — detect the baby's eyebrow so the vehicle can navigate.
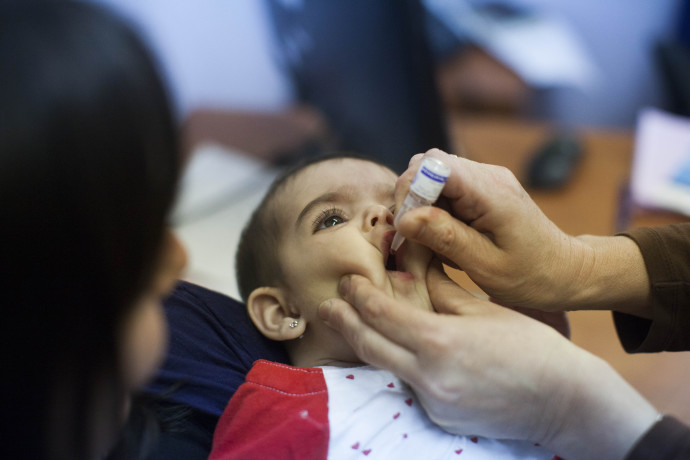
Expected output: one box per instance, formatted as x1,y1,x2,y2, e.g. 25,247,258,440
376,183,395,199
294,182,395,228
295,191,345,229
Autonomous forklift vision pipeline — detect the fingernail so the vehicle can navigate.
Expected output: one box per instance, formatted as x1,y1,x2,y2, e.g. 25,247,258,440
318,300,332,320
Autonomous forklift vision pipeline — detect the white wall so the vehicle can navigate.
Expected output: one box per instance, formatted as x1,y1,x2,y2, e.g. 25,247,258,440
92,0,296,120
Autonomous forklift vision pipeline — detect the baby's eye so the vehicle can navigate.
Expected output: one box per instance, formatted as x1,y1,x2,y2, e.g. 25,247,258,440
313,207,347,232
323,215,344,228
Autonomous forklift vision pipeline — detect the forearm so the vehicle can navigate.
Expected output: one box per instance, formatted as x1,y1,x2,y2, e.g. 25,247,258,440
540,348,658,460
555,235,651,317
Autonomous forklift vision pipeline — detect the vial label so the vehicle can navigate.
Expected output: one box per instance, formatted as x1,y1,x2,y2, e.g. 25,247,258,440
420,167,448,183
410,160,450,201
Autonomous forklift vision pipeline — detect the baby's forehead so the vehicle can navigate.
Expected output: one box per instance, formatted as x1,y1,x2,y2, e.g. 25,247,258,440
271,157,396,216
294,157,395,184
287,157,394,192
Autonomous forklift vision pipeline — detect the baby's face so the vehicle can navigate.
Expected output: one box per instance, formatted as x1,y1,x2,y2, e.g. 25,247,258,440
275,158,433,365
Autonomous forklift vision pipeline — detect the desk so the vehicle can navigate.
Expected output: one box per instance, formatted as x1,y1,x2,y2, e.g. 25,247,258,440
447,116,690,424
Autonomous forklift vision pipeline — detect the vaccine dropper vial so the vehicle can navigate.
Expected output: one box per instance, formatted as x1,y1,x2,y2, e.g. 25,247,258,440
391,157,451,253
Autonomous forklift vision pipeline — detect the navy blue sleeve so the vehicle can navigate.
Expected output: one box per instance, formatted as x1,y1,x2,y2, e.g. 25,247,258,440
145,281,289,417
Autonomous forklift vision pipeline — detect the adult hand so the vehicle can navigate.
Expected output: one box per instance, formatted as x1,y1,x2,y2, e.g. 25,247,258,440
318,264,659,460
394,149,650,314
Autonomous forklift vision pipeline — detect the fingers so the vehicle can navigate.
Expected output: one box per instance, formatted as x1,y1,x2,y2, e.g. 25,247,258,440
331,275,441,353
398,205,499,275
425,263,481,315
394,154,422,206
318,297,417,375
397,150,515,229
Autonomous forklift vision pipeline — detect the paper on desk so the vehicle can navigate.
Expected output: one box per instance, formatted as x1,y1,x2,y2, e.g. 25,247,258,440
630,108,690,216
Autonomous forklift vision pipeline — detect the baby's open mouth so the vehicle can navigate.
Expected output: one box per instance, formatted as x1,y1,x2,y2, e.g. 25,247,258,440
384,245,405,273
382,230,403,272
382,231,416,281
385,254,398,271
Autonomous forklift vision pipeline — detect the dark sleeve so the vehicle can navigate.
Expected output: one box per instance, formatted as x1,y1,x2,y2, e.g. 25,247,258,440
142,281,289,458
625,416,690,460
614,223,690,353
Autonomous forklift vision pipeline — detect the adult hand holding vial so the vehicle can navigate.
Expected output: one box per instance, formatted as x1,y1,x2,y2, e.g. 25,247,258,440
391,157,451,253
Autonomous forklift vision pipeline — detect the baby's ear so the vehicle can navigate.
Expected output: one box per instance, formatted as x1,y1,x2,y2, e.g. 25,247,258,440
247,287,304,341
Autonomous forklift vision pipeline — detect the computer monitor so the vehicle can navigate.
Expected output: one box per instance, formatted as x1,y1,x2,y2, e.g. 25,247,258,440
267,0,451,173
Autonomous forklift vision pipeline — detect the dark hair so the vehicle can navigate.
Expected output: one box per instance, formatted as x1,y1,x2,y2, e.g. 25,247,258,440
0,2,179,458
235,152,385,301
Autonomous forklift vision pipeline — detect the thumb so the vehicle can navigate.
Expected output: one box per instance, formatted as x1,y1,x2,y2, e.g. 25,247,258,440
399,205,497,272
426,261,477,315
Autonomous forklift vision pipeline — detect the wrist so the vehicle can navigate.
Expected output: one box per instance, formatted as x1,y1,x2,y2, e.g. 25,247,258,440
525,233,593,311
560,235,650,314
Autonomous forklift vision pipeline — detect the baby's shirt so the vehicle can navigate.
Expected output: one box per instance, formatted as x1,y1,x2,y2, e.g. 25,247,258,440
210,360,557,459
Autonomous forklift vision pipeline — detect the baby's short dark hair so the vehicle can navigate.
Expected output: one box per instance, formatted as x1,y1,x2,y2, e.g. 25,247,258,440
235,152,385,301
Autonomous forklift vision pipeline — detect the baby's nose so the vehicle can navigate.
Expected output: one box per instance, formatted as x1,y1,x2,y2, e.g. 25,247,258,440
367,205,394,229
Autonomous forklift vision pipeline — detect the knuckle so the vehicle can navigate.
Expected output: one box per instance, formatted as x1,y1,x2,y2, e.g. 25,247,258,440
425,215,458,256
417,373,458,411
493,166,523,195
326,301,355,334
416,322,449,352
325,307,344,330
349,279,384,319
348,276,370,303
358,292,388,322
492,165,515,182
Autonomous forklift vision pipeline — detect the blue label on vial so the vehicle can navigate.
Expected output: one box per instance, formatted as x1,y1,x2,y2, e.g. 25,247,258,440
421,166,448,183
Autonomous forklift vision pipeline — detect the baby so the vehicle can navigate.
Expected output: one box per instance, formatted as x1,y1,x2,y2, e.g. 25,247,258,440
209,154,555,459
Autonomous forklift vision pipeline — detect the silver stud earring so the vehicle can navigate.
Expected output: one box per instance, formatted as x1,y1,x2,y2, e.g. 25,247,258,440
289,320,299,328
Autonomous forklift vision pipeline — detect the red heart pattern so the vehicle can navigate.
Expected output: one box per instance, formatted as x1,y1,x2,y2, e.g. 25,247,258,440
332,368,551,458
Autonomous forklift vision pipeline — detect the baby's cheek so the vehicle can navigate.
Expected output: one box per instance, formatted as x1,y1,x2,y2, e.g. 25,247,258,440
338,258,385,289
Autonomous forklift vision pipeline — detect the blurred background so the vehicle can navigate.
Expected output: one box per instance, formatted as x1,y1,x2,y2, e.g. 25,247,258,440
88,0,689,297
91,0,690,421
